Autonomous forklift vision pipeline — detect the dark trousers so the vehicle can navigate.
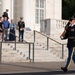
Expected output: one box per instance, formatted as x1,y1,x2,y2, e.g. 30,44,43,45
9,29,15,41
19,31,24,42
65,47,75,69
2,29,8,41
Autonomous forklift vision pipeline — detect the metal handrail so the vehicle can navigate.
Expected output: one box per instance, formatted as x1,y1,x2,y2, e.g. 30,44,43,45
0,30,35,62
34,30,62,45
34,30,67,59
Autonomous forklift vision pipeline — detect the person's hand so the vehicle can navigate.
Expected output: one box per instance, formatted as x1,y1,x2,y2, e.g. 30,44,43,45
22,28,24,30
60,36,64,40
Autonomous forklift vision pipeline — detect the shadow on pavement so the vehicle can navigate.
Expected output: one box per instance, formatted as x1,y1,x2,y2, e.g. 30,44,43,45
0,63,75,75
0,70,75,75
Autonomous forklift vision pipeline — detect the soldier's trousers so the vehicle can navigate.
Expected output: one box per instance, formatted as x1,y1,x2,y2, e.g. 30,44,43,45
65,47,75,69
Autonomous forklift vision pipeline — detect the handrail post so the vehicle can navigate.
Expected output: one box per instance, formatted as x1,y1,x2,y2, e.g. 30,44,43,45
47,37,49,50
34,30,35,42
62,44,64,59
14,36,16,50
0,42,2,62
33,43,34,62
29,43,31,59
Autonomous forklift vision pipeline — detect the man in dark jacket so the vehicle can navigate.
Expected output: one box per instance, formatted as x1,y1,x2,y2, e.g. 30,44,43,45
18,17,25,42
61,18,75,72
2,9,9,19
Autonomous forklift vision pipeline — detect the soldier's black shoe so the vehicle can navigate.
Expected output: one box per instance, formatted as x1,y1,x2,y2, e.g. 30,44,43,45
61,67,68,72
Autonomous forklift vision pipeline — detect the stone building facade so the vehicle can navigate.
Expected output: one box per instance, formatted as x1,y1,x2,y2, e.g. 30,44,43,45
0,0,62,31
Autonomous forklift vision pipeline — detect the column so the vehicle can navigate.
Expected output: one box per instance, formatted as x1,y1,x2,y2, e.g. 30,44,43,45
54,0,62,19
0,0,2,16
23,0,31,27
11,0,14,19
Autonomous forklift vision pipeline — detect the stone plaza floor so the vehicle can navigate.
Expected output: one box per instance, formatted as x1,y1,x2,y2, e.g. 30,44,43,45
0,62,75,75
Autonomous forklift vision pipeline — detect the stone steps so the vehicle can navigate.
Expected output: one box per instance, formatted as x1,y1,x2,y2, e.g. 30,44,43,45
1,43,30,62
24,31,68,59
1,31,68,62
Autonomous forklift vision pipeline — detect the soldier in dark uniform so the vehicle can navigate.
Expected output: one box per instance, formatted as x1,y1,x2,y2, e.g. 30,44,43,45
61,18,75,72
60,13,75,39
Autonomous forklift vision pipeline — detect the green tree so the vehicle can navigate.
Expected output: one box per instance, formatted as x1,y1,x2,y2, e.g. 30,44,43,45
62,0,75,20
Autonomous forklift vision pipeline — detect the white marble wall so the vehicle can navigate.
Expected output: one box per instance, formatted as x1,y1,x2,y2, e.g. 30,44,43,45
0,0,2,16
1,0,62,31
23,0,35,30
46,0,62,19
40,19,68,37
54,0,62,19
13,0,23,24
22,0,62,31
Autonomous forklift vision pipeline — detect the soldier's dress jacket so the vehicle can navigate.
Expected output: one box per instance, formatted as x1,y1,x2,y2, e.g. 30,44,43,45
66,24,75,47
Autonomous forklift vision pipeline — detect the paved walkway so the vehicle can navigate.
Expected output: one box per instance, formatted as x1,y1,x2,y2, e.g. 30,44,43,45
0,62,75,75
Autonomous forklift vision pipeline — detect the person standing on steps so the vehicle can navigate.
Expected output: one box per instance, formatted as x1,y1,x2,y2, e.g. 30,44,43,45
18,17,25,42
9,19,16,41
2,17,10,41
0,17,4,41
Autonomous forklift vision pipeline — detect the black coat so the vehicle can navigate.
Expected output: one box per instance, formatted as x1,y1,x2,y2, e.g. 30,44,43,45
66,25,75,47
18,21,25,31
0,22,3,32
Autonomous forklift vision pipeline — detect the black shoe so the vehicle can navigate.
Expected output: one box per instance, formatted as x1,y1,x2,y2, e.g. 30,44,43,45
61,67,68,72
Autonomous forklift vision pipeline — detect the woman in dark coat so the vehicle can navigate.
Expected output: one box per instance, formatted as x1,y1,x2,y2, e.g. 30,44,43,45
9,19,16,41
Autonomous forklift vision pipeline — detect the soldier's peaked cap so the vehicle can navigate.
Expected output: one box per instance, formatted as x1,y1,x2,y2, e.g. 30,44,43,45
69,18,75,21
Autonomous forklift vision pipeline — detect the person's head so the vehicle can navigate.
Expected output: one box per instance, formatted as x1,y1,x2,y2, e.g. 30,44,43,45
4,17,7,21
6,9,9,12
20,17,23,21
11,19,14,23
69,18,75,25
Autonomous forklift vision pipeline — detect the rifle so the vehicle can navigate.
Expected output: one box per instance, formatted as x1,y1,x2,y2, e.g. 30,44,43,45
60,13,75,39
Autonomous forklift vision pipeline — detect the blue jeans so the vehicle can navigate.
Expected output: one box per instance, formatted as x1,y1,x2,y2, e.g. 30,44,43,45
65,47,75,69
19,31,24,42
